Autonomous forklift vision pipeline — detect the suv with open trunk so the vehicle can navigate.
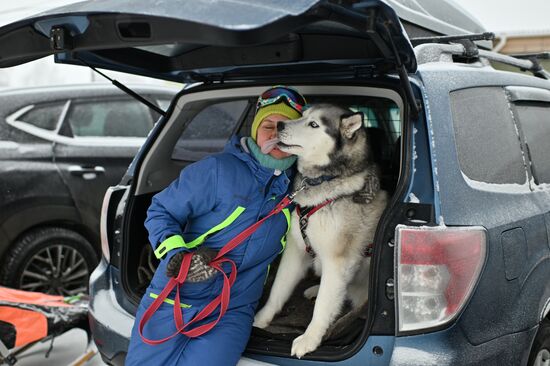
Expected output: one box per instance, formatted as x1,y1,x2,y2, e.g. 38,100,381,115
1,1,549,365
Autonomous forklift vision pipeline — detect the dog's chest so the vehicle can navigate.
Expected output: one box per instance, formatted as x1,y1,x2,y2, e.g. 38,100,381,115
296,205,342,254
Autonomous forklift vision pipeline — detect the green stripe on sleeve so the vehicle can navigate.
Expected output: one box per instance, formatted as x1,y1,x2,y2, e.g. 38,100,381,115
149,292,192,308
153,206,246,259
154,235,186,259
185,206,246,249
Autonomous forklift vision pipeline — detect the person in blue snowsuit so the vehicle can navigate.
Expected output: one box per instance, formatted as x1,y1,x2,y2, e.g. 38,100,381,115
126,86,307,366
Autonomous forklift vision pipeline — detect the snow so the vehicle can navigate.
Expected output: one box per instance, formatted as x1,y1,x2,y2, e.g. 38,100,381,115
391,346,452,366
408,193,420,203
461,171,531,193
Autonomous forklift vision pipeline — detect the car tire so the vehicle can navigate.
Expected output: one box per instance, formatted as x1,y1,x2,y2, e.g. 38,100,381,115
528,317,550,366
0,227,99,295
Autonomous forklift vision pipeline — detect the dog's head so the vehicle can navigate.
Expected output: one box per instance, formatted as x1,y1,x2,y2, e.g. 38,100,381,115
277,104,367,168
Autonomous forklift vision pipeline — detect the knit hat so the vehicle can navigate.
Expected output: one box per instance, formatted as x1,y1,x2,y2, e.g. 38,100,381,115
251,101,302,141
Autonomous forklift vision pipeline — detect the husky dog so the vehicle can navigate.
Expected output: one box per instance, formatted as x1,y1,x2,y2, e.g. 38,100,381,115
253,104,388,358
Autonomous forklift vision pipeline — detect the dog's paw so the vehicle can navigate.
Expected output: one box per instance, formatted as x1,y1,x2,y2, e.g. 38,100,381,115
291,333,321,359
303,285,320,300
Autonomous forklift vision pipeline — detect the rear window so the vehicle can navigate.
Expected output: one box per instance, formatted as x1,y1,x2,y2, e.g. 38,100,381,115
19,102,65,131
513,102,550,184
450,87,526,185
66,98,154,138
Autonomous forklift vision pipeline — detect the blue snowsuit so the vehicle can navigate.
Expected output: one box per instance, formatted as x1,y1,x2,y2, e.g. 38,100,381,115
126,136,292,366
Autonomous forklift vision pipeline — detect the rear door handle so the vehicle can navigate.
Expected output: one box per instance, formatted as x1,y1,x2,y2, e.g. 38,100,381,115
68,165,105,179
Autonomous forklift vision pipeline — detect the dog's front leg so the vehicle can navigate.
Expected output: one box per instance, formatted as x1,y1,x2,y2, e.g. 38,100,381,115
291,257,353,359
254,229,310,328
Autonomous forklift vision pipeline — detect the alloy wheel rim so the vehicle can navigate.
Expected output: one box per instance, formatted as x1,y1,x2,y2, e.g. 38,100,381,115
19,244,89,295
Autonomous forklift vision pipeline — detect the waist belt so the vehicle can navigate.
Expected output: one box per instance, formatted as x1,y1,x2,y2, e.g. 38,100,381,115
139,193,297,345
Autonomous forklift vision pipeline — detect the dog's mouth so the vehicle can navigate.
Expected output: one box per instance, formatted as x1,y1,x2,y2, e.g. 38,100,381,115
277,141,301,150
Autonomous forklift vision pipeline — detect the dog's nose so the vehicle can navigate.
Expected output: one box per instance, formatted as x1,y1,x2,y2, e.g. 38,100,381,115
277,122,285,132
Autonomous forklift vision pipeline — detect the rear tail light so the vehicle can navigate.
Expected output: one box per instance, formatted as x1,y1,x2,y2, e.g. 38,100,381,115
395,225,486,332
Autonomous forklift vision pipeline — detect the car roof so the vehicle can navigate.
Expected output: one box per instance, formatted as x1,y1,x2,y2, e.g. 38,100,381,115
0,83,178,116
0,83,178,96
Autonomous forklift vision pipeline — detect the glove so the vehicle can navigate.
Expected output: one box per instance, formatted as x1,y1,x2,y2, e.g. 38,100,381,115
166,247,218,282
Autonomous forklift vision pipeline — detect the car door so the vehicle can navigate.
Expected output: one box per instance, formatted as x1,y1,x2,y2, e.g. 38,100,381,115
0,99,70,239
53,96,156,234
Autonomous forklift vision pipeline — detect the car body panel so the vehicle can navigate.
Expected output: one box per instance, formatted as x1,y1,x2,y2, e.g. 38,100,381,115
53,143,139,237
0,142,77,256
418,63,550,345
389,322,536,366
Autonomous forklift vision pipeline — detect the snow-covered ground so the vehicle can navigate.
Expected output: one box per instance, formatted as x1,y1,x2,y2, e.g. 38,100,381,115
12,328,106,366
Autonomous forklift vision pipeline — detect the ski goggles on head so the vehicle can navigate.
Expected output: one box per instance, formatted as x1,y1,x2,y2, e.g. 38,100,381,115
256,86,307,114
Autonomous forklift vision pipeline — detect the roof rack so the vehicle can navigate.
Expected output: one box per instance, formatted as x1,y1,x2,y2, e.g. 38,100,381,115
479,50,550,79
410,32,495,47
509,52,550,60
411,32,494,58
507,53,550,77
413,35,550,80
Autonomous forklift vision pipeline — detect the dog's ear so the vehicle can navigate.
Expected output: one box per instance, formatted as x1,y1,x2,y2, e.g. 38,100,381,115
341,112,363,139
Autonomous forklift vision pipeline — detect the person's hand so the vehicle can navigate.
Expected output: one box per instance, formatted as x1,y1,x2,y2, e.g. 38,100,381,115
166,247,218,282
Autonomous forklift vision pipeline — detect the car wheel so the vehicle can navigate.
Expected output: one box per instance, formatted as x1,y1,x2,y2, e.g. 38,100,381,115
0,227,98,296
528,318,550,366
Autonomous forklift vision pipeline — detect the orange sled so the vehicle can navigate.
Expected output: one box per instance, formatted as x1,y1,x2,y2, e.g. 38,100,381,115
0,287,93,365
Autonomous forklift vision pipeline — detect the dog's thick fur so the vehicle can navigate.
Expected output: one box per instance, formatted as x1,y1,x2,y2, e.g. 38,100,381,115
253,104,388,358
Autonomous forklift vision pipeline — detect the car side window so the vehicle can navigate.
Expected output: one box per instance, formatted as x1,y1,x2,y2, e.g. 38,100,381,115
66,98,154,138
450,87,527,185
171,99,249,161
18,102,65,131
512,102,550,184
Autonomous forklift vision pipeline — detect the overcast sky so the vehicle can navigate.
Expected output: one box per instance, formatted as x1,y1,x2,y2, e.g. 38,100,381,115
458,0,550,33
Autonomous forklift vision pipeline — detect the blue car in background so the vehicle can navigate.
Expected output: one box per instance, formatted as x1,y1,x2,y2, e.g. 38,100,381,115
1,1,550,365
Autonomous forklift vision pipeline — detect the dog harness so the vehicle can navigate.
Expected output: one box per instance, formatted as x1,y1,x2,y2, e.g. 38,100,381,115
296,174,379,258
296,202,374,258
296,200,333,257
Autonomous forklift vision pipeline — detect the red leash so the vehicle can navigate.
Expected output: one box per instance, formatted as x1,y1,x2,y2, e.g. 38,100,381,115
139,195,295,344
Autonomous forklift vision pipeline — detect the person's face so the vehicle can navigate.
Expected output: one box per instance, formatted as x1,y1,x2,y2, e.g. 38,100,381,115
256,114,292,159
